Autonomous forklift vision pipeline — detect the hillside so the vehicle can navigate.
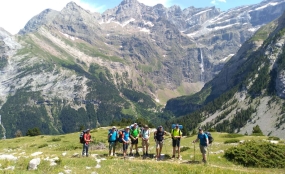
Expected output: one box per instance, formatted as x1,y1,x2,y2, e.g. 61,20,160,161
165,10,285,138
0,127,284,173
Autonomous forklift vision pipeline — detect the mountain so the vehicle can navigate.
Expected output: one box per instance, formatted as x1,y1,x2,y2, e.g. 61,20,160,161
1,0,285,138
165,10,285,138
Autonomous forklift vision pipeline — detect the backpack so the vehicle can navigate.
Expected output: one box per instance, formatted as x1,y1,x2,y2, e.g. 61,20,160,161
108,129,118,142
205,132,213,144
79,130,88,144
118,130,125,143
171,124,183,129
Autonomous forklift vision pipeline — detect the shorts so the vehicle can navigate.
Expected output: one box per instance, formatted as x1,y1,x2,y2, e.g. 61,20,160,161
172,139,180,147
199,145,207,154
156,140,163,149
131,138,139,145
109,142,116,150
142,139,149,147
123,143,129,151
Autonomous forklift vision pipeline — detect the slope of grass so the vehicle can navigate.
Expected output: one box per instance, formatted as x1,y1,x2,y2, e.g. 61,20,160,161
0,128,284,173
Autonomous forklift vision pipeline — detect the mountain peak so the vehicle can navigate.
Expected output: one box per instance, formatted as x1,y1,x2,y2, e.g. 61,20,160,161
65,1,84,11
120,0,139,5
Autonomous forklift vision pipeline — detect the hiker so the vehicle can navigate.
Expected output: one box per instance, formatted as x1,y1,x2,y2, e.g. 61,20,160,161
154,125,167,160
141,124,150,156
82,129,92,157
108,126,118,156
130,123,140,156
192,128,209,163
122,126,131,158
171,124,182,159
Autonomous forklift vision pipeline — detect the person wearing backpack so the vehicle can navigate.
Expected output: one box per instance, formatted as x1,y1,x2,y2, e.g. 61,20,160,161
192,128,209,163
82,129,93,157
141,125,150,156
108,126,118,156
130,123,140,156
154,125,167,160
171,124,182,159
122,126,131,159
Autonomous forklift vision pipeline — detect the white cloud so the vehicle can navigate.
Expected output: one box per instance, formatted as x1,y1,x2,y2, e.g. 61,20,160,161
137,0,172,7
211,0,227,4
0,0,98,35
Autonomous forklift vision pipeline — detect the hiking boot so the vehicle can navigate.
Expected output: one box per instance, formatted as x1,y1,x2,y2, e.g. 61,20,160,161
129,153,133,156
135,152,139,156
146,152,148,156
172,155,175,159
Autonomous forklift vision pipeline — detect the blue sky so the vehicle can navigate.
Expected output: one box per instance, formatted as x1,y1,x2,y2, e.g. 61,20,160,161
0,0,263,34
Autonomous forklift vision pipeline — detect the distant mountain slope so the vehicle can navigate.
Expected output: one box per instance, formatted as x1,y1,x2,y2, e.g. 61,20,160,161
165,10,285,138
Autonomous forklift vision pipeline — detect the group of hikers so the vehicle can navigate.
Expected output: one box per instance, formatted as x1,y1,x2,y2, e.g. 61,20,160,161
81,124,210,163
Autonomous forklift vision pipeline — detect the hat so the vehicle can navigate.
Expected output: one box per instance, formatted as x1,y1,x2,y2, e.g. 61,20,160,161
144,125,149,128
198,128,203,131
159,125,162,128
112,126,116,129
175,124,179,127
134,123,137,125
126,126,130,129
86,129,90,131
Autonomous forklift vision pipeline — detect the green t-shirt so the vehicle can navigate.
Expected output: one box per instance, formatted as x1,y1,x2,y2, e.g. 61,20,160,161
131,128,140,137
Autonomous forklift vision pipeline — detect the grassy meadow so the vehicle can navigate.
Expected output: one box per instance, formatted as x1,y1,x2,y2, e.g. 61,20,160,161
0,127,284,174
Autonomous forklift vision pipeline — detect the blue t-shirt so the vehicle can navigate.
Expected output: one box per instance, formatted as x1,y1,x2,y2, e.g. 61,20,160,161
109,131,117,142
123,131,130,141
198,133,208,146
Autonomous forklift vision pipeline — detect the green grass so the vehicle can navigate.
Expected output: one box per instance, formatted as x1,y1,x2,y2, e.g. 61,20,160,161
0,128,284,173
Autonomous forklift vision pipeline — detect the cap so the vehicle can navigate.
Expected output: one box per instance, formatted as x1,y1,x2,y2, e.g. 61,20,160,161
144,125,149,128
198,128,202,131
126,126,130,129
86,129,90,131
134,123,137,125
175,124,179,127
112,126,116,129
159,125,162,128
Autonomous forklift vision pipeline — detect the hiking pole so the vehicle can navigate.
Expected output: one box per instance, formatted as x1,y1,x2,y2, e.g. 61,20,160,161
208,144,210,163
193,142,196,162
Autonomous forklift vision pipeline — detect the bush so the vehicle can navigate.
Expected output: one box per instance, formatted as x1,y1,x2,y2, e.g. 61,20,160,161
224,139,240,144
51,138,61,142
224,141,285,168
26,127,41,136
180,146,190,152
268,136,280,140
223,134,244,138
38,144,48,148
251,133,264,136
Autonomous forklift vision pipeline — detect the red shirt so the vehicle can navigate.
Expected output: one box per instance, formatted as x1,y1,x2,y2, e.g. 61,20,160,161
84,133,91,144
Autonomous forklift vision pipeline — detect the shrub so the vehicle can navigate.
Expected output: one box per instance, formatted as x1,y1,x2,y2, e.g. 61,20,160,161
251,133,264,136
38,144,48,148
224,141,285,168
223,134,244,138
51,138,61,142
180,146,190,152
224,139,240,144
26,127,41,136
268,136,280,140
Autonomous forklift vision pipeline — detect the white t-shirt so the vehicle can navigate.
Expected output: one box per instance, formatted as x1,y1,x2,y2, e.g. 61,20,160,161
141,129,150,139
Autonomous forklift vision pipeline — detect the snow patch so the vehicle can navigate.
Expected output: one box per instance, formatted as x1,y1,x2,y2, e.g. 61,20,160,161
255,2,279,11
220,54,234,62
31,152,43,156
248,26,261,32
0,154,17,161
139,28,150,33
60,31,77,41
193,9,212,16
